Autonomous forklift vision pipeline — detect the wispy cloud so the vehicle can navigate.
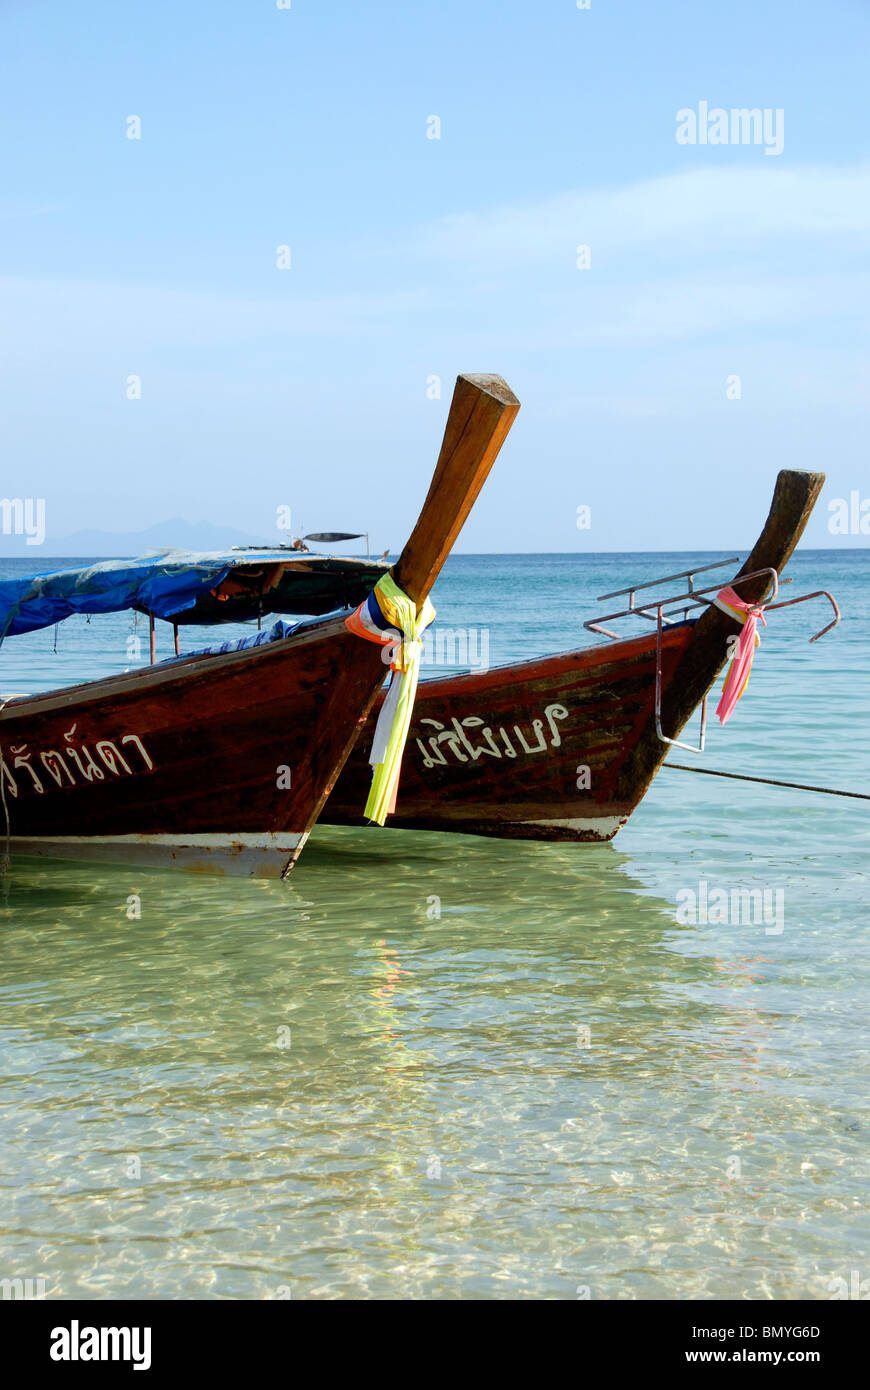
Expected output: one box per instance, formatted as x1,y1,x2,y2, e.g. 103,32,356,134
1,163,868,371
0,278,434,355
413,163,870,269
0,200,62,220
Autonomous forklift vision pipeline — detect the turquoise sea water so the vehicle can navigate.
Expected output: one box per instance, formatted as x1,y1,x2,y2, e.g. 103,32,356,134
0,549,868,1300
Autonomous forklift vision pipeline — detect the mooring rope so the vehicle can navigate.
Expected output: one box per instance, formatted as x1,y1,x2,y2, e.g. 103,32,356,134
664,762,870,802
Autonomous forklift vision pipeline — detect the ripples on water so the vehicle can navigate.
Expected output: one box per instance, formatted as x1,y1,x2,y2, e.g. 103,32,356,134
0,552,868,1298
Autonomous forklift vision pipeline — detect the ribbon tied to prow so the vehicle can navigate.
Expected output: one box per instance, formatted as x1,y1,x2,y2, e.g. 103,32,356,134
712,585,768,724
346,574,436,823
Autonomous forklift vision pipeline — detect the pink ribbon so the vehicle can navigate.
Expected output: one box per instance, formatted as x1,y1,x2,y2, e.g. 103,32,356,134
714,586,767,725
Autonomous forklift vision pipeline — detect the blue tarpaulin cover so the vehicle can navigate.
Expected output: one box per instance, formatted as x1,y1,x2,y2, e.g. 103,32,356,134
0,550,307,639
171,618,304,661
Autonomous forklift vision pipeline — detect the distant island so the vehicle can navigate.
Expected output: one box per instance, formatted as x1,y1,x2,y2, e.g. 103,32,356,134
0,518,278,558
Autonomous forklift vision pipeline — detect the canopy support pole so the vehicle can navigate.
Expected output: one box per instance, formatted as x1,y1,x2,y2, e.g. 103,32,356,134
149,613,156,665
173,623,180,656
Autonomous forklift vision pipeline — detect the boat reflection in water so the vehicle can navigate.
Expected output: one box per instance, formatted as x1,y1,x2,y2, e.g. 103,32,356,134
0,823,796,1300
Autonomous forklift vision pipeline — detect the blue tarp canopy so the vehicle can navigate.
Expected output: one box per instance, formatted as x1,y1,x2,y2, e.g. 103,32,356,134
0,552,236,638
0,549,388,639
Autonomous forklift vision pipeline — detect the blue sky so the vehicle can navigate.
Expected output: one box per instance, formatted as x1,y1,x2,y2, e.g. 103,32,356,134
1,0,868,552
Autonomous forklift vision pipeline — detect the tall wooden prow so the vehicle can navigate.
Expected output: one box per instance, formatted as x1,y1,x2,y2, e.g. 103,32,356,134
277,373,520,872
392,374,520,606
614,468,826,807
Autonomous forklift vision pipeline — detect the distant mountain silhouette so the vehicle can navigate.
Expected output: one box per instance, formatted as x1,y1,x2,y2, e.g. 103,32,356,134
1,518,277,558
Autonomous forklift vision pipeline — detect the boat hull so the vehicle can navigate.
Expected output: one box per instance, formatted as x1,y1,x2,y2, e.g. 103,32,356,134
3,833,309,877
325,625,696,841
0,618,385,876
327,468,827,846
0,372,522,877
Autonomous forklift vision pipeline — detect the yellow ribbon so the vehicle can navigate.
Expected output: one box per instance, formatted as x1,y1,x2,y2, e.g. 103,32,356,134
348,574,435,825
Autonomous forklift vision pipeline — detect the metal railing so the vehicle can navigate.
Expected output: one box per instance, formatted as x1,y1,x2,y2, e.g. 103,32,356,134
582,559,840,755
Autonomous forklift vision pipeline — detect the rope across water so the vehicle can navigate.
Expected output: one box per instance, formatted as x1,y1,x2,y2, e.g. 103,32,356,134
664,762,870,802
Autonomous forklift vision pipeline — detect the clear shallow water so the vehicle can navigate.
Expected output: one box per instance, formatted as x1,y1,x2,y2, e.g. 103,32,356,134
0,550,868,1300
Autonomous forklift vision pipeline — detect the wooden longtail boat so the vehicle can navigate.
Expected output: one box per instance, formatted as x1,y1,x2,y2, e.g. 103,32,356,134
0,374,520,876
325,470,837,842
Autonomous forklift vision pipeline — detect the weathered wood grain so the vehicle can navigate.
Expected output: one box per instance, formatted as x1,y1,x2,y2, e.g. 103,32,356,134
327,470,825,843
0,374,521,875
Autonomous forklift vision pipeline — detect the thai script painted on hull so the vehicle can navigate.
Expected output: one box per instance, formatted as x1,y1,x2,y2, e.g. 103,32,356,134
416,703,569,768
1,726,154,797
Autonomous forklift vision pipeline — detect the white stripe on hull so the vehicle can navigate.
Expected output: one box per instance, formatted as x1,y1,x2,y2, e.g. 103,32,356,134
526,815,627,839
7,832,309,878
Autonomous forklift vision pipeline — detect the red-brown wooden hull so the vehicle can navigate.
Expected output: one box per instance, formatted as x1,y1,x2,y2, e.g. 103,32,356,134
0,372,522,875
326,469,827,845
325,625,697,841
0,468,824,869
0,617,386,875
